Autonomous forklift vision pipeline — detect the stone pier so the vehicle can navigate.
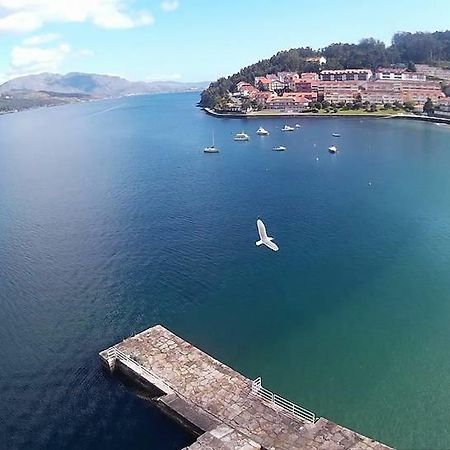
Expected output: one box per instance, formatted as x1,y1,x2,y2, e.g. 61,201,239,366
99,325,392,450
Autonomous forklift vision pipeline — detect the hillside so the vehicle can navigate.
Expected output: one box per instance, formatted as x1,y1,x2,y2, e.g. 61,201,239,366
200,30,450,108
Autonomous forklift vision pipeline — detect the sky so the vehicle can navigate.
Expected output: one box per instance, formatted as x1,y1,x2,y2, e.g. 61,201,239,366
0,0,450,83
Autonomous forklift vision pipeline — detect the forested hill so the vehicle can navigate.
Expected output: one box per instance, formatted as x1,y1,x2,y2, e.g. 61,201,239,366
200,31,450,108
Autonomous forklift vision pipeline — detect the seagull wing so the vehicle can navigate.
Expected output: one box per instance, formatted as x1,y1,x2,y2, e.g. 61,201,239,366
265,240,279,252
257,219,268,240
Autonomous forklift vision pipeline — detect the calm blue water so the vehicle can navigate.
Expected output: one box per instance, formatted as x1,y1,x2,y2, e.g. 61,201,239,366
1,93,450,450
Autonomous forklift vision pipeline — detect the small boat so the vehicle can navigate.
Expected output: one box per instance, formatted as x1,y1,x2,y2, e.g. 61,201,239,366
332,133,341,137
281,125,295,131
204,132,219,153
295,124,301,128
328,145,337,153
234,131,250,141
256,126,269,136
273,145,286,151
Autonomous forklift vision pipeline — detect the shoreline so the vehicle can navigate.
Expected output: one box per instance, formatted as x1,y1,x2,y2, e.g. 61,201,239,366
0,90,202,117
203,107,450,124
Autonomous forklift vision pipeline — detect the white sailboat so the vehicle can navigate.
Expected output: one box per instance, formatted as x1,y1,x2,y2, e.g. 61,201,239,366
256,126,269,135
204,131,219,153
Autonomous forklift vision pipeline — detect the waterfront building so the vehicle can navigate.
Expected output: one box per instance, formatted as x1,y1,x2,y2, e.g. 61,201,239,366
400,80,445,104
320,69,372,82
266,92,315,111
320,81,361,102
360,81,402,104
375,68,426,81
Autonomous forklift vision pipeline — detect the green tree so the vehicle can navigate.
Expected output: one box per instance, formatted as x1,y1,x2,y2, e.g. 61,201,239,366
403,101,415,111
241,98,252,112
423,98,434,115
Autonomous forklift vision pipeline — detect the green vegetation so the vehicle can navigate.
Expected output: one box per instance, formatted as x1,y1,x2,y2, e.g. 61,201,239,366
200,30,450,109
0,91,88,113
423,98,435,115
302,100,409,116
200,47,319,108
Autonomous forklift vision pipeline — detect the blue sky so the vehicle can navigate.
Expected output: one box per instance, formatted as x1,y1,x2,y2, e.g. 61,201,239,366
0,0,450,83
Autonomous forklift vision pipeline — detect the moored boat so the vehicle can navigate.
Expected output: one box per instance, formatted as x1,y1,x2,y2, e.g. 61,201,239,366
256,126,269,136
328,145,337,153
281,125,295,131
204,131,219,153
295,123,301,128
332,133,341,137
273,145,286,151
234,131,250,141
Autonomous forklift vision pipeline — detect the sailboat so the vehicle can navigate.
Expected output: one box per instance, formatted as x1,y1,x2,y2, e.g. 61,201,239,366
256,126,269,135
204,131,219,153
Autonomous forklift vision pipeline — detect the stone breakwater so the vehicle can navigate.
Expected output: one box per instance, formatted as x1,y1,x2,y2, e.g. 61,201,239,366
100,325,393,450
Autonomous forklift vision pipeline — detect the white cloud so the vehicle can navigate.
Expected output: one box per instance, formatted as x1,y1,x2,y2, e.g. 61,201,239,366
23,32,60,45
0,0,154,33
161,0,179,12
0,11,42,32
10,42,71,75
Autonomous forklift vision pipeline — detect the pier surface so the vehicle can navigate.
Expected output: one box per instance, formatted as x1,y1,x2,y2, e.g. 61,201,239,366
100,325,392,450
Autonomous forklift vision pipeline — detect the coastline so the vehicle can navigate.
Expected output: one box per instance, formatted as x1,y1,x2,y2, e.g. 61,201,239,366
0,90,203,117
203,107,450,124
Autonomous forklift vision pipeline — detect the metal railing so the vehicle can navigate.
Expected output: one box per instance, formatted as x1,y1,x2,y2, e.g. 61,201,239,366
106,346,157,383
251,377,316,423
106,347,317,424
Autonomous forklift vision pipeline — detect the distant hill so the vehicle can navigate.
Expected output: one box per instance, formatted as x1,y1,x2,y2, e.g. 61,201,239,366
0,72,208,97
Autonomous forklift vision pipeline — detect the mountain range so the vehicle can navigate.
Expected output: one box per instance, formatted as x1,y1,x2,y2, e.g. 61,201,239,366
0,72,208,113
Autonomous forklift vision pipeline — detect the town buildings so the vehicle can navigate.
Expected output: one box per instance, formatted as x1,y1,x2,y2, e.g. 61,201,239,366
226,66,447,112
265,92,314,111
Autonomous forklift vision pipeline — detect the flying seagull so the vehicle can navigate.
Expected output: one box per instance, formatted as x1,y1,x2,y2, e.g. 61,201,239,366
256,219,279,252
